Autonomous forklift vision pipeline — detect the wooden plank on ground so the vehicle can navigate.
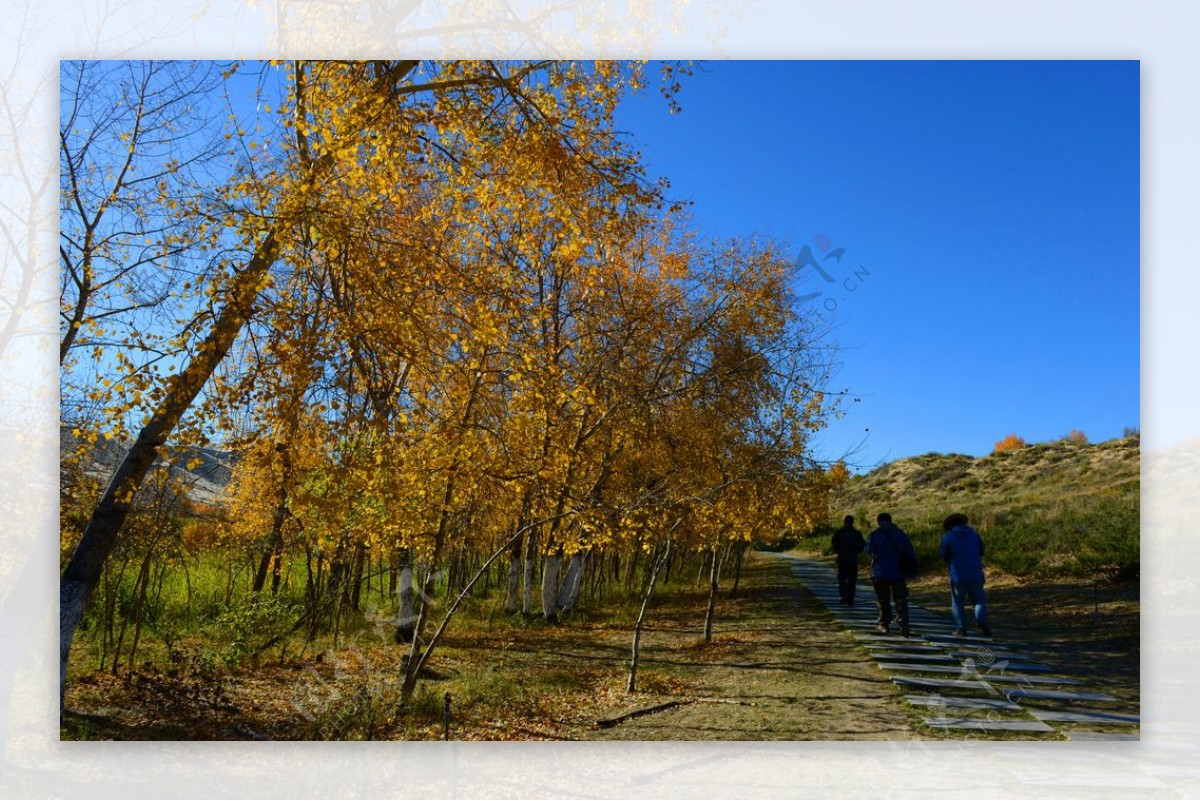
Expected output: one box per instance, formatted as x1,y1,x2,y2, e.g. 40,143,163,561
976,673,1082,686
1028,709,1139,724
924,717,1054,732
971,661,1055,673
870,652,956,662
891,676,992,691
855,634,925,643
865,644,952,653
906,694,1021,710
947,649,1029,660
877,662,976,673
1004,688,1116,702
1064,731,1140,741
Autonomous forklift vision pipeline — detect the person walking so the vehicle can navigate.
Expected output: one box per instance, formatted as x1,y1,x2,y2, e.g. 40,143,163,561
830,515,865,605
939,513,992,638
866,513,918,637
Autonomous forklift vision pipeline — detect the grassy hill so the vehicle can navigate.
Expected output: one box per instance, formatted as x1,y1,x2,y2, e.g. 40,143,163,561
828,435,1140,580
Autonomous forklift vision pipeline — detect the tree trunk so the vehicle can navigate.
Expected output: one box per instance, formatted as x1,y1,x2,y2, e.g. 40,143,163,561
624,545,640,593
585,549,601,601
399,530,522,704
504,538,522,615
628,542,671,693
111,549,152,674
399,356,488,700
252,550,273,595
307,552,326,643
556,551,585,613
522,528,537,617
729,543,746,599
253,444,292,593
58,229,283,705
327,540,348,610
703,546,725,643
541,549,562,623
127,554,155,671
270,546,284,594
304,545,317,611
57,60,427,706
349,541,367,612
99,552,131,670
395,549,414,643
443,553,458,602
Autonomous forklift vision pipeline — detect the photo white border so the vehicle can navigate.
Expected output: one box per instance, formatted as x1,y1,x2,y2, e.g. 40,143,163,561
3,1,1195,797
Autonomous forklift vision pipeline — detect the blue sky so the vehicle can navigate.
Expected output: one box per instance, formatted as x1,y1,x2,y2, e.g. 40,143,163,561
614,60,1140,469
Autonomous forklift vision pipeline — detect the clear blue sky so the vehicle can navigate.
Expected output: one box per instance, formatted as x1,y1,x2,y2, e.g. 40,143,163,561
614,60,1140,470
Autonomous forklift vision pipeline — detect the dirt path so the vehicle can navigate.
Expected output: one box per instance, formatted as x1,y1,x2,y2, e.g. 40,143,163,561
576,552,923,740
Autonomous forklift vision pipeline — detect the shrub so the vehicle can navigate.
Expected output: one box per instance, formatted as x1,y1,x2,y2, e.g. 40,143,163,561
1065,429,1088,444
211,595,300,665
993,434,1027,454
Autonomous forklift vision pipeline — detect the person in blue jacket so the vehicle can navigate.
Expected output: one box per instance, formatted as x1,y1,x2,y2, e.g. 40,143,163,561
939,512,992,638
866,513,917,636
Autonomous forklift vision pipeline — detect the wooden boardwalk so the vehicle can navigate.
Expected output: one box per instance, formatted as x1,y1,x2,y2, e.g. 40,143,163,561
774,554,1140,740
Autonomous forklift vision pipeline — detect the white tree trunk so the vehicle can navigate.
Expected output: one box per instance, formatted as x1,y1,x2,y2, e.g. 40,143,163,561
541,552,562,622
395,562,415,643
556,552,585,613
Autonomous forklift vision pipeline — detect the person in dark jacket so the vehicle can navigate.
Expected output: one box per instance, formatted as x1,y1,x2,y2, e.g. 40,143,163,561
866,512,917,636
830,515,865,605
939,512,992,637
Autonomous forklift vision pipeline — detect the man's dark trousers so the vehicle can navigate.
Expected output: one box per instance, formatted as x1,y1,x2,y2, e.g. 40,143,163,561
872,577,909,634
837,559,859,605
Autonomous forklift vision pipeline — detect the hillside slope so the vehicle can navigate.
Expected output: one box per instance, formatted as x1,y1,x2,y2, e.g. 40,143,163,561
60,425,234,507
832,436,1139,578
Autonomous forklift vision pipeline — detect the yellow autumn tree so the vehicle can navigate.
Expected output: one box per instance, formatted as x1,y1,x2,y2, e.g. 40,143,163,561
61,60,844,710
59,59,679,702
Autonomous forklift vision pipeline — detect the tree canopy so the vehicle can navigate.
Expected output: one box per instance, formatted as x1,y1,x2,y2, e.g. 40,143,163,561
59,59,843,704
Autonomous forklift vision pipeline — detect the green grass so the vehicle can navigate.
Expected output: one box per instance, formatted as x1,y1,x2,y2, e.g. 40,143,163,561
69,541,664,689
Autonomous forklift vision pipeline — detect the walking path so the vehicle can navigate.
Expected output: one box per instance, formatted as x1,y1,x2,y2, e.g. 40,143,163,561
773,553,1140,740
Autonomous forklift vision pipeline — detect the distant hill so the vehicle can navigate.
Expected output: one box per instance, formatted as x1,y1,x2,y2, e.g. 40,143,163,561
830,436,1140,579
60,425,235,507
